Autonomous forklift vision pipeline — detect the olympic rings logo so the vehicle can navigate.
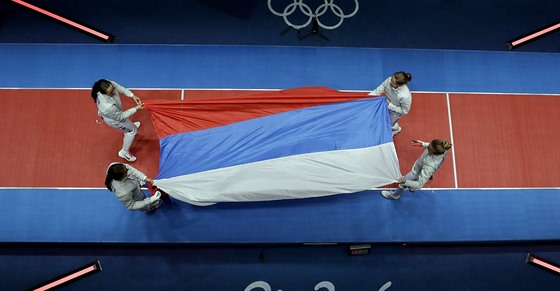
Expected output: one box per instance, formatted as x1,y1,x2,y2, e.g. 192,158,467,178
268,0,359,30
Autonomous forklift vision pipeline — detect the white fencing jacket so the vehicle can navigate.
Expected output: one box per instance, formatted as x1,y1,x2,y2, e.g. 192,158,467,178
110,164,151,211
368,76,412,117
403,142,447,190
96,80,137,126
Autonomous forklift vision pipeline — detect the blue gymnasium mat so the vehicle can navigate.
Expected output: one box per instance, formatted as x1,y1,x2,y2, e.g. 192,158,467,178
1,188,558,243
1,44,559,94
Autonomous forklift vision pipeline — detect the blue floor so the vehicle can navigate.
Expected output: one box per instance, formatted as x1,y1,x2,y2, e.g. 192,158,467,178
1,44,559,93
1,188,559,244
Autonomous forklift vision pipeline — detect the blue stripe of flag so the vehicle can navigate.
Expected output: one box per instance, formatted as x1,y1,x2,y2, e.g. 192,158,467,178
157,97,391,179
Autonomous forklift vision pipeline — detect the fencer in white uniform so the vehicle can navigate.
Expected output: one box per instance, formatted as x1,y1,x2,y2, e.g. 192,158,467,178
105,162,162,212
382,139,452,200
368,72,412,136
92,79,144,162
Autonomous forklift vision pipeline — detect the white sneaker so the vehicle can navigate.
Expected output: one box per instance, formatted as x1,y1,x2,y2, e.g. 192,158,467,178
381,190,400,200
118,150,137,162
134,121,141,129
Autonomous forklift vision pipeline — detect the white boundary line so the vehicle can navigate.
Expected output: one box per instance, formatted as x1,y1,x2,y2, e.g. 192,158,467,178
446,93,459,188
1,87,559,96
413,90,560,96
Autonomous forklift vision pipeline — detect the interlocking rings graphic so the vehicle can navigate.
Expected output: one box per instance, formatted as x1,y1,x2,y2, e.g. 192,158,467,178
268,0,359,30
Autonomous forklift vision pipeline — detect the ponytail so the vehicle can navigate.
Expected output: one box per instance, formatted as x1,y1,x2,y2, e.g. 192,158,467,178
104,175,114,191
405,72,412,82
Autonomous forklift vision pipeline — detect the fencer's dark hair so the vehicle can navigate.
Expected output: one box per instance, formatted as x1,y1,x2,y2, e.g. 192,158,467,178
91,79,112,102
105,163,127,191
430,139,452,155
393,71,412,85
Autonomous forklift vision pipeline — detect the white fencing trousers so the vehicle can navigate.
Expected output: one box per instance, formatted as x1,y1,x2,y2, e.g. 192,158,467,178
103,119,138,153
394,171,417,196
389,110,403,132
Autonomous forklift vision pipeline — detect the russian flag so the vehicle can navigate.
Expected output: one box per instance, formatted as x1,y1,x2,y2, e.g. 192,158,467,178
144,87,400,206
